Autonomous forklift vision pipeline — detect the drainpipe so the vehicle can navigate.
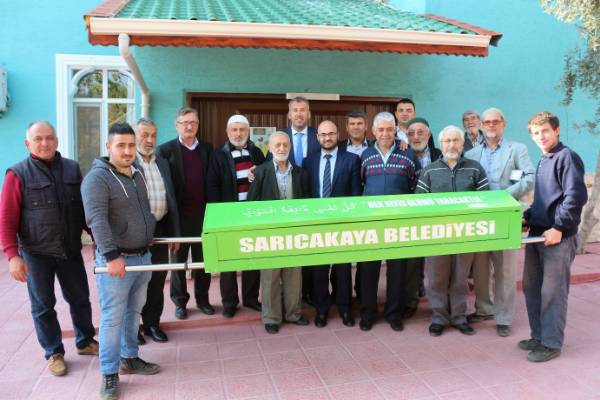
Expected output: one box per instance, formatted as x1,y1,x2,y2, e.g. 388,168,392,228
118,33,149,118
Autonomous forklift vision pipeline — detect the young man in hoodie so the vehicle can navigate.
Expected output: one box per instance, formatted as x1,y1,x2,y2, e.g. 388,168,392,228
82,123,159,400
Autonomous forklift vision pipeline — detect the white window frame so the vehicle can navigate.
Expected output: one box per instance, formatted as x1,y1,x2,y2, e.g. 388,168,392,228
55,54,136,159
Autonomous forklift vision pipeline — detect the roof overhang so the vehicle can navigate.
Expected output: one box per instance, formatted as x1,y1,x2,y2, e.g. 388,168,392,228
85,2,502,57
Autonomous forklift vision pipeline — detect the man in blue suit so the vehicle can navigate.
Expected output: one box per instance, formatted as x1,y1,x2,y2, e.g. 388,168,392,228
281,96,319,305
465,107,535,338
304,120,362,327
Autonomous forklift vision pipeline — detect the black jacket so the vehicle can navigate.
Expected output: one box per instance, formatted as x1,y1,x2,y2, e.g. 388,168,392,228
247,162,310,201
157,137,213,218
206,141,266,202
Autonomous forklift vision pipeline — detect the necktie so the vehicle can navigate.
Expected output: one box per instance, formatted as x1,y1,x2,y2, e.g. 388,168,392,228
322,154,332,198
295,132,304,167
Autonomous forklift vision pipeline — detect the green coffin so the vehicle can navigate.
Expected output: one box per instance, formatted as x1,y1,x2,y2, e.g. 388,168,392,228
202,191,522,273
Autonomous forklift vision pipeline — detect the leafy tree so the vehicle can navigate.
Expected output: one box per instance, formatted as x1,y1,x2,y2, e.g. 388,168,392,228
541,0,600,252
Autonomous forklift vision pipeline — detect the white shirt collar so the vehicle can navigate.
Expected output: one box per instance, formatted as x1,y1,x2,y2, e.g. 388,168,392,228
293,126,308,135
178,135,199,150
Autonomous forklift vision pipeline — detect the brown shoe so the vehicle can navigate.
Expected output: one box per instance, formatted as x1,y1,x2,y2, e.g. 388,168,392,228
48,353,67,376
77,340,99,356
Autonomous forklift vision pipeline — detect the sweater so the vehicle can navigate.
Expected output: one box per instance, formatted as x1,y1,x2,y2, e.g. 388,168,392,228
416,157,489,194
361,144,421,195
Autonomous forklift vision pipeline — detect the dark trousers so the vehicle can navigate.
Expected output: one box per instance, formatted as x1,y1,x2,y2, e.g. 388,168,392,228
313,263,352,316
523,236,577,349
302,266,314,302
170,213,211,307
220,270,260,310
358,259,407,322
22,250,95,359
404,257,424,309
141,218,170,328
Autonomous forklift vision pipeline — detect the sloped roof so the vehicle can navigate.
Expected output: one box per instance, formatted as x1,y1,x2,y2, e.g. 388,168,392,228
85,0,502,56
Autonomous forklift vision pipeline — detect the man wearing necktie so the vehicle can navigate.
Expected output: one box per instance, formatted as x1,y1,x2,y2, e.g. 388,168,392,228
282,96,319,305
304,121,362,327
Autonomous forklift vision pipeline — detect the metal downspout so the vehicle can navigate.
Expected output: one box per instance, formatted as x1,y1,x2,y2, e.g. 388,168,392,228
118,33,149,117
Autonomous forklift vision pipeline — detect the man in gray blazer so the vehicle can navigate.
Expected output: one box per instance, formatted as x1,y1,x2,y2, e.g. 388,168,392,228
134,118,181,344
464,108,534,337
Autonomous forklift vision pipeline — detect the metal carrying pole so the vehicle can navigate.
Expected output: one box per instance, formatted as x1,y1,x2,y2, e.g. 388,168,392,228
93,236,547,274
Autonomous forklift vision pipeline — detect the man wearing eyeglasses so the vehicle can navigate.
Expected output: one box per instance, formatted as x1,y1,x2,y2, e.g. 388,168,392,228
416,125,489,337
464,107,535,337
304,120,362,328
157,107,215,320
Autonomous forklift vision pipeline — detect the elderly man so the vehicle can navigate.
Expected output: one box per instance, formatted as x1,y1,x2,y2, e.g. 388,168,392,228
359,112,421,332
521,112,587,362
134,118,180,344
462,110,484,151
247,132,310,334
403,117,442,319
0,121,97,376
82,123,160,400
157,107,214,319
304,120,362,327
416,125,489,336
207,114,265,318
465,107,535,337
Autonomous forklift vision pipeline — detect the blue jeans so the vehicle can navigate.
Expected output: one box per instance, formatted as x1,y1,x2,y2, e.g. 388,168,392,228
523,235,577,349
96,251,151,375
22,250,95,359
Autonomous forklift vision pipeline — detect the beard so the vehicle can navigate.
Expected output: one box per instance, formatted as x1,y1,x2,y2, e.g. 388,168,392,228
411,141,427,152
272,152,289,162
483,131,497,140
137,145,153,157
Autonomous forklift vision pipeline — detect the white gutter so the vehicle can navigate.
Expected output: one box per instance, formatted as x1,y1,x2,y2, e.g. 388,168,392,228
118,33,150,117
92,18,492,48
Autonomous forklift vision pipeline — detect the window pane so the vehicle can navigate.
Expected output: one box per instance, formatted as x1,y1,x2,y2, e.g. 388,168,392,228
108,103,129,127
75,71,103,98
108,71,133,99
75,104,101,174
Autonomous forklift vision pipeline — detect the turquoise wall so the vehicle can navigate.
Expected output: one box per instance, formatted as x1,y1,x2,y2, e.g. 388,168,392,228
0,0,597,176
0,0,116,172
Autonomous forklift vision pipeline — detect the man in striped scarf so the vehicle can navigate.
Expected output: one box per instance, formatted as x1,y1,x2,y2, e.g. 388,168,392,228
207,115,266,318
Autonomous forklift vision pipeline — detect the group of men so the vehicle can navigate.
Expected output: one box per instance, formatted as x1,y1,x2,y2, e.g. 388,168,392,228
0,96,588,400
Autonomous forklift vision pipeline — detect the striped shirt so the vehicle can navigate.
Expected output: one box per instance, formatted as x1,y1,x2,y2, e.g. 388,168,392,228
231,147,254,201
137,153,168,221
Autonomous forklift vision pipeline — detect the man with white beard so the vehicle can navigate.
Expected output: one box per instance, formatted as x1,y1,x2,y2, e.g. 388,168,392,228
247,132,311,334
416,125,489,337
406,118,441,169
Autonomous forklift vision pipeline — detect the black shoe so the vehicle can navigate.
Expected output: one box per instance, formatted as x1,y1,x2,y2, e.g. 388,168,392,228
222,307,236,318
100,373,119,400
243,302,262,312
145,326,168,343
265,324,279,334
137,328,146,345
429,323,445,337
527,345,561,362
291,316,309,326
359,319,373,331
314,315,328,328
390,319,404,332
119,357,160,375
197,303,216,315
402,307,417,320
518,338,542,351
496,324,511,337
341,312,355,327
452,323,475,336
466,313,494,323
175,306,188,320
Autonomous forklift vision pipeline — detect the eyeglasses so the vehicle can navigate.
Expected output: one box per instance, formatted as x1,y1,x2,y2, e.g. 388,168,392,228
318,132,337,137
177,121,199,127
440,138,461,144
482,120,503,127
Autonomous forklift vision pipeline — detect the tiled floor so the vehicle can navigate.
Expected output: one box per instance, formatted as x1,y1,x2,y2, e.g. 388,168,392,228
1,244,600,399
